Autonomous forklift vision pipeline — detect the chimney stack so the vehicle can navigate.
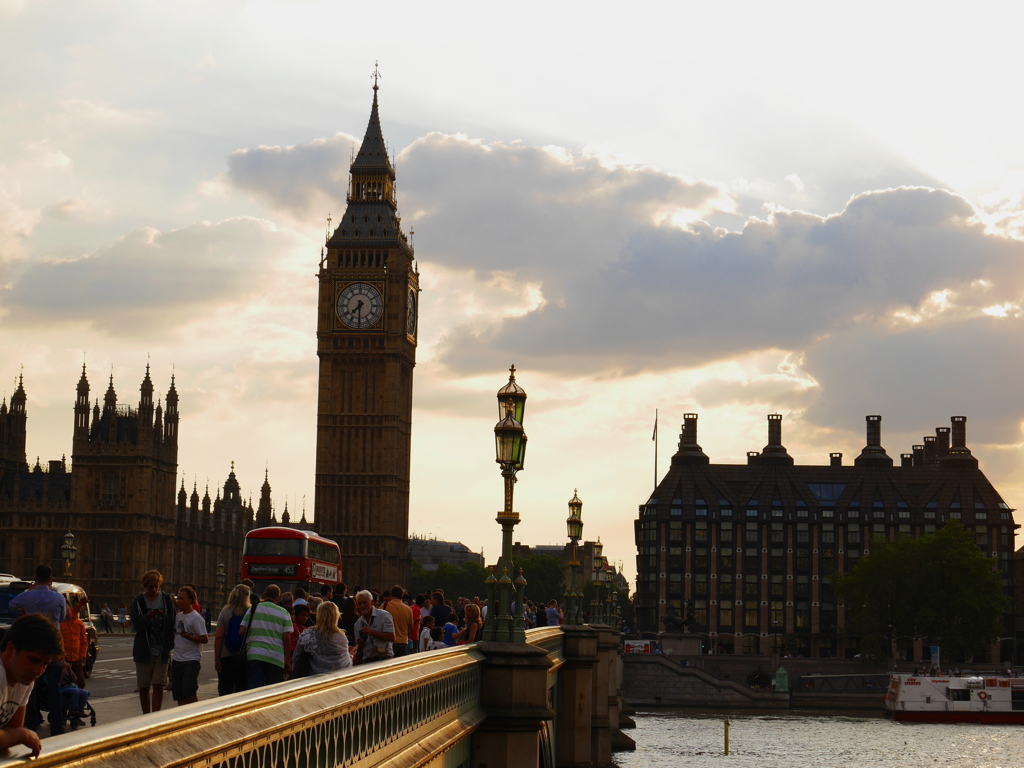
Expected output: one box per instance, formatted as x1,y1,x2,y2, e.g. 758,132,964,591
759,414,794,466
855,414,893,467
935,427,950,457
912,444,924,466
681,414,698,446
900,453,913,467
941,415,977,467
830,452,842,467
923,435,937,464
675,412,709,465
951,416,967,449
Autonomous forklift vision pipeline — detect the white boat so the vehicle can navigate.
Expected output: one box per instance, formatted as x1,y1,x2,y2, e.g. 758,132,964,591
885,673,1024,723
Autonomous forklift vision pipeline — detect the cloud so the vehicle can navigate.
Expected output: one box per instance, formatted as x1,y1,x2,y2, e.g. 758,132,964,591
41,198,84,221
803,314,1024,447
0,188,40,272
0,217,305,336
226,133,358,223
436,186,1024,376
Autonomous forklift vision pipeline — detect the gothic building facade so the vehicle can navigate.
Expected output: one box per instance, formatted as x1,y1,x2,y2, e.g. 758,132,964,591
635,413,1020,662
313,81,419,590
0,366,291,608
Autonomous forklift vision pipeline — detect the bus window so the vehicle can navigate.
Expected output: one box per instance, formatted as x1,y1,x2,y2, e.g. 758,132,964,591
243,538,305,557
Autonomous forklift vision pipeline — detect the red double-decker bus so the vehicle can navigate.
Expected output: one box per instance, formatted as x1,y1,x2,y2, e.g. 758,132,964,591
241,527,342,595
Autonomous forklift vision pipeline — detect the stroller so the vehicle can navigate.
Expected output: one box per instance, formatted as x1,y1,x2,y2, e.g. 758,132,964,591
30,673,98,732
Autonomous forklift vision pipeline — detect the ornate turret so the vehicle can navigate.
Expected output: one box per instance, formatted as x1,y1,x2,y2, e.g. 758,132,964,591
1,372,28,471
256,469,272,528
74,364,90,444
138,363,154,433
164,373,179,445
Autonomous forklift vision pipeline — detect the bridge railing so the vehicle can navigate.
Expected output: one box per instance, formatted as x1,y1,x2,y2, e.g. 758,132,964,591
0,644,486,768
0,626,629,768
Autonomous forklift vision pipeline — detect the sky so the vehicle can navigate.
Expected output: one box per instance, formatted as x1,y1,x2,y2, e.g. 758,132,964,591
3,1,1024,585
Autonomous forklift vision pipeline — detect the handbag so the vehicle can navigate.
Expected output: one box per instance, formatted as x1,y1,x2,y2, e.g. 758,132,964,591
292,643,312,678
237,603,259,661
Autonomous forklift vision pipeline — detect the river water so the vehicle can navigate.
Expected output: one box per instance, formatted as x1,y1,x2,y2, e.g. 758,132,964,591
614,711,1022,768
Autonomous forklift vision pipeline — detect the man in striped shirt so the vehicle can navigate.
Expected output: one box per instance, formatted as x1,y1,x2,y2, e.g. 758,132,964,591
239,585,292,687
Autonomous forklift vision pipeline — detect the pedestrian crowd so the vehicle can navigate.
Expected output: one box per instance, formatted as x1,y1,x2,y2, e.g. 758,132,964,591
1,562,569,758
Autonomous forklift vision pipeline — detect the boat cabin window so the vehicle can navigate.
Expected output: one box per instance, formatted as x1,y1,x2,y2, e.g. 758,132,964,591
948,689,970,701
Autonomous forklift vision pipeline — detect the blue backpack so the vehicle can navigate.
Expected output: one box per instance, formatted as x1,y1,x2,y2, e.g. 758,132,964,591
225,604,256,654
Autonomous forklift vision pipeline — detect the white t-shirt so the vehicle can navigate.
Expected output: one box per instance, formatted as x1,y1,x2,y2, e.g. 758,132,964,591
173,610,207,663
419,627,432,653
0,661,33,728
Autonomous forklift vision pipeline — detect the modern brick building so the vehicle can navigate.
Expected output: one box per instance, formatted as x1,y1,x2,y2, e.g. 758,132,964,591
634,413,1020,661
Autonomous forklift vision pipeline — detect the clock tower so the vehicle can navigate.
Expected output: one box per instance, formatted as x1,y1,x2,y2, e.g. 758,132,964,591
314,78,418,590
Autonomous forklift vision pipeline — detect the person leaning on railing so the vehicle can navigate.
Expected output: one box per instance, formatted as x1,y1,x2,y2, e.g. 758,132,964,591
0,614,65,757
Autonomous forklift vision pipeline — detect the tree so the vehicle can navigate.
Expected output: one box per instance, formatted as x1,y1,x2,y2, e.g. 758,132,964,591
410,560,489,600
834,521,1008,662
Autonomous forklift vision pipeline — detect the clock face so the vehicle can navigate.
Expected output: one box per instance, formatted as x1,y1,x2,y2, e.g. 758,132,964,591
336,283,383,329
406,288,417,337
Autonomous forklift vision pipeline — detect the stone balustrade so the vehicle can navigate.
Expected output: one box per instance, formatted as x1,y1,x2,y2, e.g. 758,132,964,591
0,625,630,768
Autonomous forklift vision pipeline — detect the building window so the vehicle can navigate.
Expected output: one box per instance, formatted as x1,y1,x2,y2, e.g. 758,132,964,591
795,575,810,599
770,575,784,598
771,524,784,544
719,548,734,569
745,604,759,628
796,524,809,544
693,600,707,625
719,574,734,599
719,606,733,627
770,601,784,626
720,523,733,543
746,523,759,543
695,522,708,543
694,574,708,597
693,548,708,569
744,574,759,599
820,550,836,575
795,549,810,571
795,602,810,629
820,603,836,631
821,523,834,544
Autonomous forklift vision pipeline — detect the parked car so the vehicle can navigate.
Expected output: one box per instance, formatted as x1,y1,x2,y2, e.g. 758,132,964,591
0,579,100,677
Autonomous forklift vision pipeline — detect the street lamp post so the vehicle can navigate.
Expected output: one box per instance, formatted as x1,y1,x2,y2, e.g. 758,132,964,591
482,366,529,643
565,490,584,625
60,530,77,581
591,539,604,624
216,563,226,606
601,562,612,625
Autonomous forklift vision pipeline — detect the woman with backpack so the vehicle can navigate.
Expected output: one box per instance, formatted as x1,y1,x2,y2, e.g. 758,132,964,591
214,585,252,695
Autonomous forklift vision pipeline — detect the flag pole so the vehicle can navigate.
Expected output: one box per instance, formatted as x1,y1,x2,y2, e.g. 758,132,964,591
653,408,658,491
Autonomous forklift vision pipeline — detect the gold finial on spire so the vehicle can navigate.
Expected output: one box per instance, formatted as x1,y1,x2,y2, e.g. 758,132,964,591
326,212,332,244
372,60,381,91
